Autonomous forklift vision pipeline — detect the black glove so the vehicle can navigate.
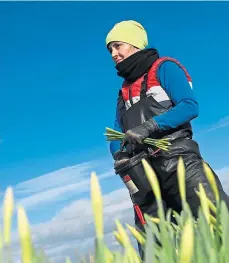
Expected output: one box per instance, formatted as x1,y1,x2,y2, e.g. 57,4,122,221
120,118,159,152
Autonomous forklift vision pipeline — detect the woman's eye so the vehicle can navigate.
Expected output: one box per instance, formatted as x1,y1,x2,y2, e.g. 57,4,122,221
115,43,120,49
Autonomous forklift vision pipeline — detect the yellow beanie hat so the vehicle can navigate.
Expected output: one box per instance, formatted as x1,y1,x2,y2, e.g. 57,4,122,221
106,20,148,50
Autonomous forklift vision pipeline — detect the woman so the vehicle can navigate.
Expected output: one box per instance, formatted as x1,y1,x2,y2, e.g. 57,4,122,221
105,20,229,259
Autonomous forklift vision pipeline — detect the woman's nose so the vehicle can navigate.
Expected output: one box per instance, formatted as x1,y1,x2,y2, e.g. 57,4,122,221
112,49,118,58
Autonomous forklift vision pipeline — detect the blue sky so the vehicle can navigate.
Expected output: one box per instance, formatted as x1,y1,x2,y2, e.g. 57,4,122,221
0,1,229,262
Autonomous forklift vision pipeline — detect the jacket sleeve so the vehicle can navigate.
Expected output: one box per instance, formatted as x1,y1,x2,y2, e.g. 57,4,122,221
153,61,199,130
109,106,123,159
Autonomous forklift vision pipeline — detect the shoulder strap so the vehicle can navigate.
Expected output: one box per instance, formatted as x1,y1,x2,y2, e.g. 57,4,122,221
149,56,192,85
140,73,148,99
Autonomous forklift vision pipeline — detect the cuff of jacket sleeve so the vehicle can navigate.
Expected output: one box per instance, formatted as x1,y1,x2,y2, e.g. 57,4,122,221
112,150,120,160
144,118,160,132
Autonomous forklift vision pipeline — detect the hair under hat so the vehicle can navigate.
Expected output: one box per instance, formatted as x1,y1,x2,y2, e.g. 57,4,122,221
106,20,148,50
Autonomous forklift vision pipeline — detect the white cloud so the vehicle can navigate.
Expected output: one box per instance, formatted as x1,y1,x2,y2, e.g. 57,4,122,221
197,115,229,136
16,168,114,210
206,115,229,132
0,160,115,211
0,157,129,262
30,188,132,243
15,161,94,195
10,187,135,263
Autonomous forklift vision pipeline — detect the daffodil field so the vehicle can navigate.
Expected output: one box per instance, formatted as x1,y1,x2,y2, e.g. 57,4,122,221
0,157,229,263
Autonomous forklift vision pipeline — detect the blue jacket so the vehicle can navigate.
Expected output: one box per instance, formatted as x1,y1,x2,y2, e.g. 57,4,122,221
110,60,199,156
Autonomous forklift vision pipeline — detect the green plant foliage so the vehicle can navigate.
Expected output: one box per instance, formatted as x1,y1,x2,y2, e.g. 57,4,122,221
0,156,228,263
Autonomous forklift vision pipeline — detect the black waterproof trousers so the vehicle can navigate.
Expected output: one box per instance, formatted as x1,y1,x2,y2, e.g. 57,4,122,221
133,138,229,260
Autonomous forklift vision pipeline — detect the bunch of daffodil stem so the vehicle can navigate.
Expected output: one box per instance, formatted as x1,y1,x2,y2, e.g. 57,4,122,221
104,127,171,151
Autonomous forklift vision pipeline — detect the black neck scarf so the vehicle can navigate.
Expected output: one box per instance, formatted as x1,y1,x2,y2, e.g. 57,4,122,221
115,48,159,83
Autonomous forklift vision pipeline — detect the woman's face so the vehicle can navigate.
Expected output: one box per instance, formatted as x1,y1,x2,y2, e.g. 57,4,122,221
108,41,139,65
